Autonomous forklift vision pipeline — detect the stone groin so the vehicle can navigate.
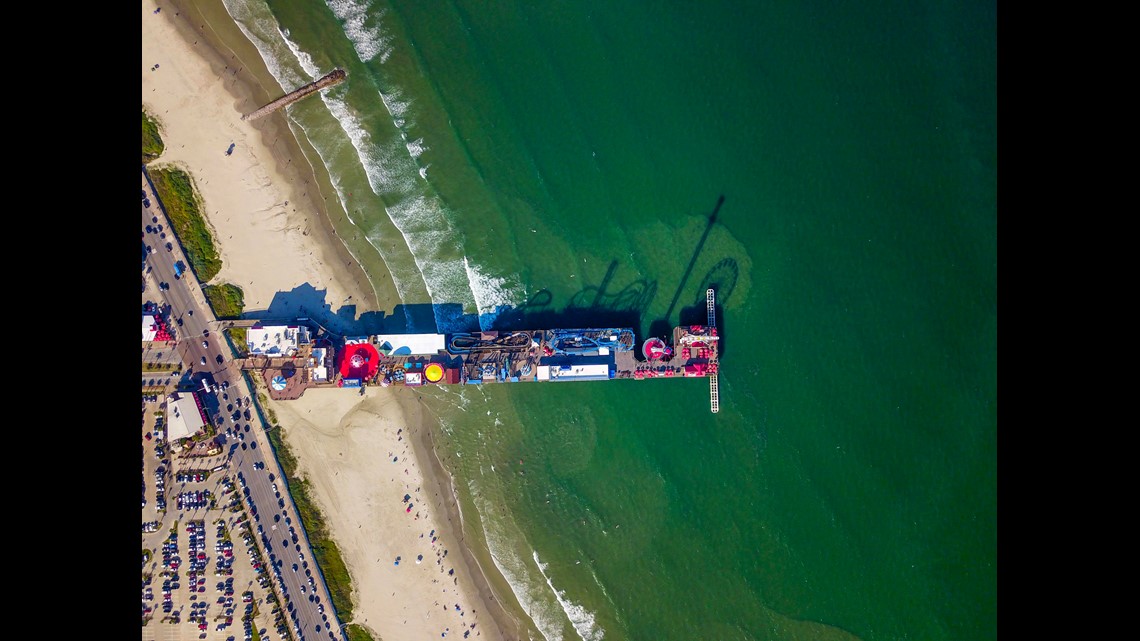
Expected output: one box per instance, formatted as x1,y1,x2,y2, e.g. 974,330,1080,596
241,69,346,122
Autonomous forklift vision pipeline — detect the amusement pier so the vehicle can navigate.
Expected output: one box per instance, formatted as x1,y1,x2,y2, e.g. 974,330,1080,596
236,289,721,413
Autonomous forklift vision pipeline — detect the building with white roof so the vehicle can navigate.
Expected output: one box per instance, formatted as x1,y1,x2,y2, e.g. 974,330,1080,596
247,325,311,357
310,347,328,382
166,392,206,441
142,315,158,342
372,333,446,356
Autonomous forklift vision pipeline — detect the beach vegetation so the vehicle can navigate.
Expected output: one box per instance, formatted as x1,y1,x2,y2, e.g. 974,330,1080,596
203,283,245,319
148,166,223,281
344,624,375,641
229,327,248,354
259,393,279,425
264,425,359,624
142,110,165,163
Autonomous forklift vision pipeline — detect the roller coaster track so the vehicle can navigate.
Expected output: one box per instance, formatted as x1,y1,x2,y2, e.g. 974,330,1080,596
547,329,635,355
447,331,534,354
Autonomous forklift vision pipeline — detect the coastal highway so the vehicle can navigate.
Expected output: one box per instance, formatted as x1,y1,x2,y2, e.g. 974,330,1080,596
142,170,343,641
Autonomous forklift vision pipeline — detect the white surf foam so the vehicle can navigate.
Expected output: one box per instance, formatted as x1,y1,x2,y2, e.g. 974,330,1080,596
318,90,476,327
463,256,525,330
222,0,419,314
311,89,427,304
223,0,308,91
282,32,320,80
405,136,428,158
533,551,606,641
378,84,413,124
469,484,562,641
325,0,394,63
227,0,525,334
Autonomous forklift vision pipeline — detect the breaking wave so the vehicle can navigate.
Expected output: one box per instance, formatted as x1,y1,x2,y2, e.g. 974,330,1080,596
471,484,563,641
326,0,394,63
534,551,605,641
464,256,525,330
223,0,526,333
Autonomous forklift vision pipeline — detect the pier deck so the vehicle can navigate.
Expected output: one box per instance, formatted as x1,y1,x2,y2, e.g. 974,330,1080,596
246,322,720,401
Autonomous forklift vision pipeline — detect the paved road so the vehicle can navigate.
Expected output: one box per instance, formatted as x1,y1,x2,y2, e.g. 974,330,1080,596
142,170,344,641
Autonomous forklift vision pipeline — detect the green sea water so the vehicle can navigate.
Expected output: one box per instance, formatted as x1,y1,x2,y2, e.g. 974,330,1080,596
217,0,996,639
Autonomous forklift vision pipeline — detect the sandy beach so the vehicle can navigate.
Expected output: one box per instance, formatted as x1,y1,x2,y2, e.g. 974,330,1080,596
142,1,516,639
265,388,515,641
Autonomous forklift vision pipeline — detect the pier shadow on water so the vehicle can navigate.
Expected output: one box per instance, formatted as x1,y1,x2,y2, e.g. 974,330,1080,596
645,195,732,358
247,272,657,341
244,193,732,353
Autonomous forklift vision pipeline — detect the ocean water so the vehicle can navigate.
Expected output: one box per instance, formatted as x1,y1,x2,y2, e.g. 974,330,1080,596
218,1,997,639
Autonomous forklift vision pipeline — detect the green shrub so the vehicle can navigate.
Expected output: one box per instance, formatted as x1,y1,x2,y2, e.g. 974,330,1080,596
142,110,165,163
344,624,375,641
149,167,223,282
265,428,358,623
229,327,249,356
203,283,246,319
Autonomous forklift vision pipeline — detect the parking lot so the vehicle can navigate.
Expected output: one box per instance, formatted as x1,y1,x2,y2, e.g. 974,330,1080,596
142,413,288,641
143,169,341,641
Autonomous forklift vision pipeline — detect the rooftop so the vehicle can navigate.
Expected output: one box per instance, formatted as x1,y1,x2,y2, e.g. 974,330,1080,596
247,325,310,356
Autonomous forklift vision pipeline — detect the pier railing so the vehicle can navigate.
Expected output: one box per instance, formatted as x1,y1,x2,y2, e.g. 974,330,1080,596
707,288,720,413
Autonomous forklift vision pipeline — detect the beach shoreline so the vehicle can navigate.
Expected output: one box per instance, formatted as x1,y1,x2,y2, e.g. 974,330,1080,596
400,392,530,641
261,386,516,641
144,0,385,333
142,1,524,639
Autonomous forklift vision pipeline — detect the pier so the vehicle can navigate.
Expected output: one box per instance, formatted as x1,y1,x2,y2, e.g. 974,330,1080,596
707,288,720,413
241,69,346,122
237,296,721,413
